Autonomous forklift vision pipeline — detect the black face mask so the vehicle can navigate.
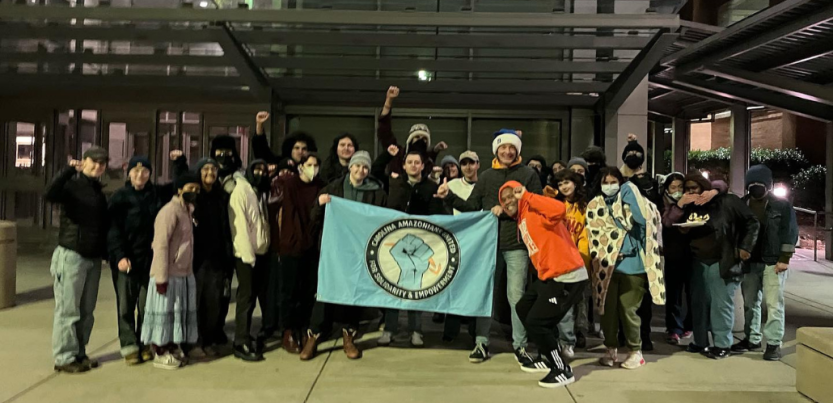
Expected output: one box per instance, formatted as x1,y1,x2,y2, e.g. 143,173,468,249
409,139,428,155
748,184,767,199
252,173,271,193
586,165,600,185
182,191,198,204
217,154,237,177
624,155,644,169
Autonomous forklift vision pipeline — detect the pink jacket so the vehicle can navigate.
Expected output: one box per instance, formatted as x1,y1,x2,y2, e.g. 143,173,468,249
150,197,194,284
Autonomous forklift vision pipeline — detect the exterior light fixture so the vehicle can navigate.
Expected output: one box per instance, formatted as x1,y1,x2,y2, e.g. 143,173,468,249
773,184,788,198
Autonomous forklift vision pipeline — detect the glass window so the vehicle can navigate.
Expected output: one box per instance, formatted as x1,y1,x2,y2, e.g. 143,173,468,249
182,112,203,164
471,118,562,166
209,125,250,167
387,116,468,172
287,115,376,162
55,110,78,172
78,110,99,156
156,111,179,184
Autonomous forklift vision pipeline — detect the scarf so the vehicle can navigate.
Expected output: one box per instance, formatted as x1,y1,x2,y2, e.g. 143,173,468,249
491,157,523,170
586,181,665,314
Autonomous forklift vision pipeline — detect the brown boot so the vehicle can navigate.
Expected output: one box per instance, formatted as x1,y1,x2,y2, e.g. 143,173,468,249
342,329,362,360
282,330,301,354
299,330,319,361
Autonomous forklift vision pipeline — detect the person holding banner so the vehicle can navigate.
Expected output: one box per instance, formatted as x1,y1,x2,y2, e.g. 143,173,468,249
372,146,447,348
301,150,388,361
501,182,588,388
436,129,542,366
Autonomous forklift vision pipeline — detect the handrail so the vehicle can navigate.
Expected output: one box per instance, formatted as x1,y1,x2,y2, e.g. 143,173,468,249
792,207,830,262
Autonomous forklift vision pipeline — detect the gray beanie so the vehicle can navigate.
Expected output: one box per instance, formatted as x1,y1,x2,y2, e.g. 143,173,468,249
567,157,588,172
745,164,773,189
349,150,372,169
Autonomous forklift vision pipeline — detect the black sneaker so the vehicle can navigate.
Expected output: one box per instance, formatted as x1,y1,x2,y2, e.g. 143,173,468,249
575,332,587,349
731,339,762,353
538,367,576,389
686,343,709,354
233,342,265,362
643,340,655,352
54,361,90,374
514,347,534,367
764,344,781,361
468,343,490,363
707,347,730,360
77,356,99,369
521,356,552,373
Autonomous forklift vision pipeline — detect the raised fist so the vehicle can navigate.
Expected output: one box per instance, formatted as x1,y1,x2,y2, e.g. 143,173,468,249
387,145,399,156
386,86,400,99
391,234,434,290
256,111,270,124
513,186,526,200
69,159,83,172
433,141,448,152
170,150,183,160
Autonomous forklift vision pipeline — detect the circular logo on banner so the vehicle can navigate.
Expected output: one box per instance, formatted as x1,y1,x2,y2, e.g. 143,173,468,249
366,218,461,301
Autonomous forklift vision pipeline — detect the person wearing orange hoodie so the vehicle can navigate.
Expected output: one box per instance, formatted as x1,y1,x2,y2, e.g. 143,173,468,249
503,181,589,389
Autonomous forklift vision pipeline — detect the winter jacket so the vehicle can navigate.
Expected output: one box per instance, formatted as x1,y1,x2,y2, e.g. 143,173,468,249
659,193,690,260
372,151,445,215
320,160,348,185
269,174,325,257
445,159,543,250
741,193,798,266
664,193,760,280
107,183,166,269
500,181,585,281
310,175,387,243
229,166,270,265
377,109,439,177
44,167,109,259
150,197,195,284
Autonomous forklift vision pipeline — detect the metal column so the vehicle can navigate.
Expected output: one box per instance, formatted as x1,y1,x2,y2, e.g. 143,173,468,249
826,122,833,261
672,117,689,173
729,106,750,195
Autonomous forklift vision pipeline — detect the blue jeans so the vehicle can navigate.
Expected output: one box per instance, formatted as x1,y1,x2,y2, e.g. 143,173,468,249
557,307,577,346
384,310,423,334
51,246,101,366
691,260,739,349
503,249,529,349
742,263,788,346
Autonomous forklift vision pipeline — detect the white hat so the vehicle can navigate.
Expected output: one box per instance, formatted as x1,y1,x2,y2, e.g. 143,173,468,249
406,124,431,147
492,129,522,155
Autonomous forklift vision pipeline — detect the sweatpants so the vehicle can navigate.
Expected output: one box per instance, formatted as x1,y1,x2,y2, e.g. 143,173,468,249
517,278,588,373
111,257,150,357
195,258,230,347
601,272,646,351
51,246,101,366
234,255,269,346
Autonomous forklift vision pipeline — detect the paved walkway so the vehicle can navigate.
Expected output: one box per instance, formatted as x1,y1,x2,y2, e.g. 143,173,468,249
2,248,830,403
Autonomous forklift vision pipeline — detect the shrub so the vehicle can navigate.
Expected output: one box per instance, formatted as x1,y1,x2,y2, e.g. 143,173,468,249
792,165,826,210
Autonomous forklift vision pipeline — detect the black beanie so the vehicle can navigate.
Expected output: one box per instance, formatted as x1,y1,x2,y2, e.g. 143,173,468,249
193,157,218,173
127,155,152,174
745,164,773,189
622,140,645,162
175,172,201,190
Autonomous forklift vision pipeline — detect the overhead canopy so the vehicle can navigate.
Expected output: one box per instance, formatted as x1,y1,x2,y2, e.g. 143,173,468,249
0,3,680,110
649,0,833,122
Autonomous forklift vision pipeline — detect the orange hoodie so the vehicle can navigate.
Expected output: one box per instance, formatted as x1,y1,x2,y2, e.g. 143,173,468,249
499,181,585,281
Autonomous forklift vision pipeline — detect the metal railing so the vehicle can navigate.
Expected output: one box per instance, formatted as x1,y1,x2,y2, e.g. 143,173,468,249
793,207,830,262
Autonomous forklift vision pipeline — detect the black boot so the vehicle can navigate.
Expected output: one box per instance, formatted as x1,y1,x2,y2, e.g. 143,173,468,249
233,342,264,362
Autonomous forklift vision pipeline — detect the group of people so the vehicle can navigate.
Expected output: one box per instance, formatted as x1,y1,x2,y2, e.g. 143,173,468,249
46,86,798,390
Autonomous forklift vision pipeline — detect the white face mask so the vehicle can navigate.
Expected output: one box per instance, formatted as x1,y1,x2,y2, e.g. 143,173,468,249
668,191,683,201
301,166,318,181
602,183,620,197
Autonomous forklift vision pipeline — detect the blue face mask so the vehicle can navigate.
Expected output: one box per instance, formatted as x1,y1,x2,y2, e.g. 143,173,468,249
602,183,620,197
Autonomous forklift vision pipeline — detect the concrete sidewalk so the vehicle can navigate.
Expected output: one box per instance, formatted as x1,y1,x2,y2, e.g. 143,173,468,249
2,249,830,403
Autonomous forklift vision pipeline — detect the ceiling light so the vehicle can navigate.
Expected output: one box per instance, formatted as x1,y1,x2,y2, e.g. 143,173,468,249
418,70,432,82
199,1,209,7
747,105,765,110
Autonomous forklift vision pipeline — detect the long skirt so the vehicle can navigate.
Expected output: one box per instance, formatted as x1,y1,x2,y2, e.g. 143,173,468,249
141,275,199,346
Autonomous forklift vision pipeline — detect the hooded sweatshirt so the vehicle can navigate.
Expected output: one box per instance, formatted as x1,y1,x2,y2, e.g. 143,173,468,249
269,173,325,257
229,159,270,265
499,181,587,281
543,186,591,268
150,196,195,284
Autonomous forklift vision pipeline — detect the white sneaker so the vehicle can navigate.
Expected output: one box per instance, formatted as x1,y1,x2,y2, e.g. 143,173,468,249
153,352,182,370
561,345,575,359
410,332,424,347
621,351,645,369
599,348,617,367
377,331,392,346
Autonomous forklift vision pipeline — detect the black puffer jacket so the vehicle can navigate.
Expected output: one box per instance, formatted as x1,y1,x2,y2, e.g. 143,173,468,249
107,183,166,269
372,151,446,215
445,160,543,250
44,167,109,259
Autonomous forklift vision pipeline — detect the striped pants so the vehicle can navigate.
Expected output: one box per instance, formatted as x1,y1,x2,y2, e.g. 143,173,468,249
517,278,588,373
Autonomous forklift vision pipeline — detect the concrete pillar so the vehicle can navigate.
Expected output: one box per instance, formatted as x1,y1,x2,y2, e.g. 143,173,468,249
604,76,649,167
0,221,16,309
672,117,690,173
826,122,833,261
729,106,750,195
651,121,667,175
570,108,596,158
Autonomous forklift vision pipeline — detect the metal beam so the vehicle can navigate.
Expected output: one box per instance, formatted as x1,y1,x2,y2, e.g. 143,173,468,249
270,77,609,94
672,77,833,121
0,22,221,42
701,65,833,106
215,23,271,99
0,4,680,29
601,31,678,112
660,0,819,66
650,77,740,105
0,73,246,90
674,3,833,74
754,40,833,71
649,89,676,101
256,56,629,74
277,90,597,108
234,30,653,49
0,52,231,67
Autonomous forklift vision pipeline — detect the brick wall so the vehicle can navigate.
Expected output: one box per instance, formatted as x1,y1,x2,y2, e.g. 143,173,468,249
711,117,731,149
796,117,829,166
750,111,786,149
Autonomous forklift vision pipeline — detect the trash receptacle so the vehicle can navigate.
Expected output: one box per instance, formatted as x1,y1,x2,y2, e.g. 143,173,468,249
0,221,17,309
